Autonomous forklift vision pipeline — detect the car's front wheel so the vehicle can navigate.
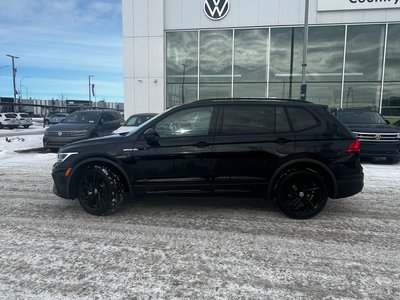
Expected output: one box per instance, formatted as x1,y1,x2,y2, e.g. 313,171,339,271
275,169,328,219
77,165,124,215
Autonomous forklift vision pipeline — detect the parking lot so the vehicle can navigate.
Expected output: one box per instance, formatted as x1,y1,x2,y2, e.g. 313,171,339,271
0,135,399,299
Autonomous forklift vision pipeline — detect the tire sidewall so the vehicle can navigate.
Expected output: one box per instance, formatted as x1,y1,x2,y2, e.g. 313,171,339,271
276,169,328,219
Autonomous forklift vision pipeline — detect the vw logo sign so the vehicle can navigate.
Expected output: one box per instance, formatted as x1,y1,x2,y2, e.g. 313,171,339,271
58,132,63,136
204,0,230,21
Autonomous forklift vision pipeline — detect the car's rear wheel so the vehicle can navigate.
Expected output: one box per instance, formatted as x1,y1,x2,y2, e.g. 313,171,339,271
275,169,327,219
0,123,3,129
77,165,124,215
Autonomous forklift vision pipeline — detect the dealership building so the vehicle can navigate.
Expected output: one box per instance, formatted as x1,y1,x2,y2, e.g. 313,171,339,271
122,0,400,119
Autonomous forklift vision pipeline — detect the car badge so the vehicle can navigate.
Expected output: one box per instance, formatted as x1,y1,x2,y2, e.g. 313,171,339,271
58,132,63,136
375,134,381,140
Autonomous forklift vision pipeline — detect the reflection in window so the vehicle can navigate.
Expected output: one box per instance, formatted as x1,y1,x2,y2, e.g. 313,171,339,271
166,31,198,107
233,29,268,97
234,29,268,83
199,84,231,100
344,25,385,110
343,83,381,109
382,24,400,117
155,107,213,137
306,83,342,107
269,27,304,99
345,25,385,82
199,30,232,99
307,26,345,83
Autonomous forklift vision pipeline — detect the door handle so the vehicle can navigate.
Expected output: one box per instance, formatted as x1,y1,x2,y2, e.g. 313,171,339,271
273,138,291,144
193,141,210,148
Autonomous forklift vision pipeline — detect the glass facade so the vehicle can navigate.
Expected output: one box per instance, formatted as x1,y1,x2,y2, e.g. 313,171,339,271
166,24,400,117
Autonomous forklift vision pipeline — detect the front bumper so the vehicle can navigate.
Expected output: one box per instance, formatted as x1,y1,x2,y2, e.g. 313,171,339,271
52,163,70,199
43,135,90,149
360,141,400,158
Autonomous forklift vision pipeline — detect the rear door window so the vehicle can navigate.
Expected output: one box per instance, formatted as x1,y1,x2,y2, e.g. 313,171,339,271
220,105,290,135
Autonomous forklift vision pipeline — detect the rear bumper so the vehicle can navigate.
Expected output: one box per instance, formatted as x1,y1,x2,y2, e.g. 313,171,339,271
335,175,364,199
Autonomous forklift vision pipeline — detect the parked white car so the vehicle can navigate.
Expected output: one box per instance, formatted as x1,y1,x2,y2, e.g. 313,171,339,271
11,112,33,128
113,113,157,134
0,113,19,129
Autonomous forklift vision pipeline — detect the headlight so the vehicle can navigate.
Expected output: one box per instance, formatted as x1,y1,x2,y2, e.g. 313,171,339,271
57,152,78,163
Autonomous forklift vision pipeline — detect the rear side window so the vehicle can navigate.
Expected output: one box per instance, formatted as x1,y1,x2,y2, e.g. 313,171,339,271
221,105,290,135
286,107,319,132
102,112,118,122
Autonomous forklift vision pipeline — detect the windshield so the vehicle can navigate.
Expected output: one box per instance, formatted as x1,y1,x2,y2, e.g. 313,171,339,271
337,111,387,125
62,111,101,124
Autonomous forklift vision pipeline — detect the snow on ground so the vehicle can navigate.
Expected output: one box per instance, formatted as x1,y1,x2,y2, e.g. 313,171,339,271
0,132,399,299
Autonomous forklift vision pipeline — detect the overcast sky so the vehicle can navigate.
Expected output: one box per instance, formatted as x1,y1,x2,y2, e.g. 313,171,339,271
0,0,123,102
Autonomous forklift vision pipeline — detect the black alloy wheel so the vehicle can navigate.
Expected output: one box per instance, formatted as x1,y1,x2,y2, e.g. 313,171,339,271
276,170,327,219
77,165,124,215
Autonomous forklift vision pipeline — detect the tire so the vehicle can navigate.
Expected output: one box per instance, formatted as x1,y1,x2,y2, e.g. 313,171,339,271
77,165,124,215
0,123,3,129
275,169,328,219
23,125,30,128
386,157,400,164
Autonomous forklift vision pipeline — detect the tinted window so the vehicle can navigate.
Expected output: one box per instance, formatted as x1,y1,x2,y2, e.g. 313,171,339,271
287,108,318,131
102,112,117,122
63,111,101,124
337,111,386,124
155,107,213,138
221,105,290,135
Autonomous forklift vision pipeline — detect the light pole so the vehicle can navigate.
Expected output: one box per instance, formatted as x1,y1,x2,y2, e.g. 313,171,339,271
6,54,19,105
300,0,309,101
19,76,31,100
88,75,94,106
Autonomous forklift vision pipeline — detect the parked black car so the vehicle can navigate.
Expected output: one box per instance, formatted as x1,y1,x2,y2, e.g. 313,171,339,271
331,108,400,164
43,109,123,149
52,99,364,219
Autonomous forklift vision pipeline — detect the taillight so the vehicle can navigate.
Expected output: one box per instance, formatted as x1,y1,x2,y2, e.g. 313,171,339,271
346,140,361,153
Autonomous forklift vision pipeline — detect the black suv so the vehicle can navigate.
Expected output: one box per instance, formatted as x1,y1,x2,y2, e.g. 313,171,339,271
52,99,364,219
331,108,400,164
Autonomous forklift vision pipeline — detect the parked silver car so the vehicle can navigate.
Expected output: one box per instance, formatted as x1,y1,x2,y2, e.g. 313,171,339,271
11,113,33,128
0,113,19,129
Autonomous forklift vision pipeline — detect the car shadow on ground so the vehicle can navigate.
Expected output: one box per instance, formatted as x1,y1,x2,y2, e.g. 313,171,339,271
118,195,278,219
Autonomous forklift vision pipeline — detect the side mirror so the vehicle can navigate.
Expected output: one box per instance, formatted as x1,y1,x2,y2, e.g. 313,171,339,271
143,128,159,146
